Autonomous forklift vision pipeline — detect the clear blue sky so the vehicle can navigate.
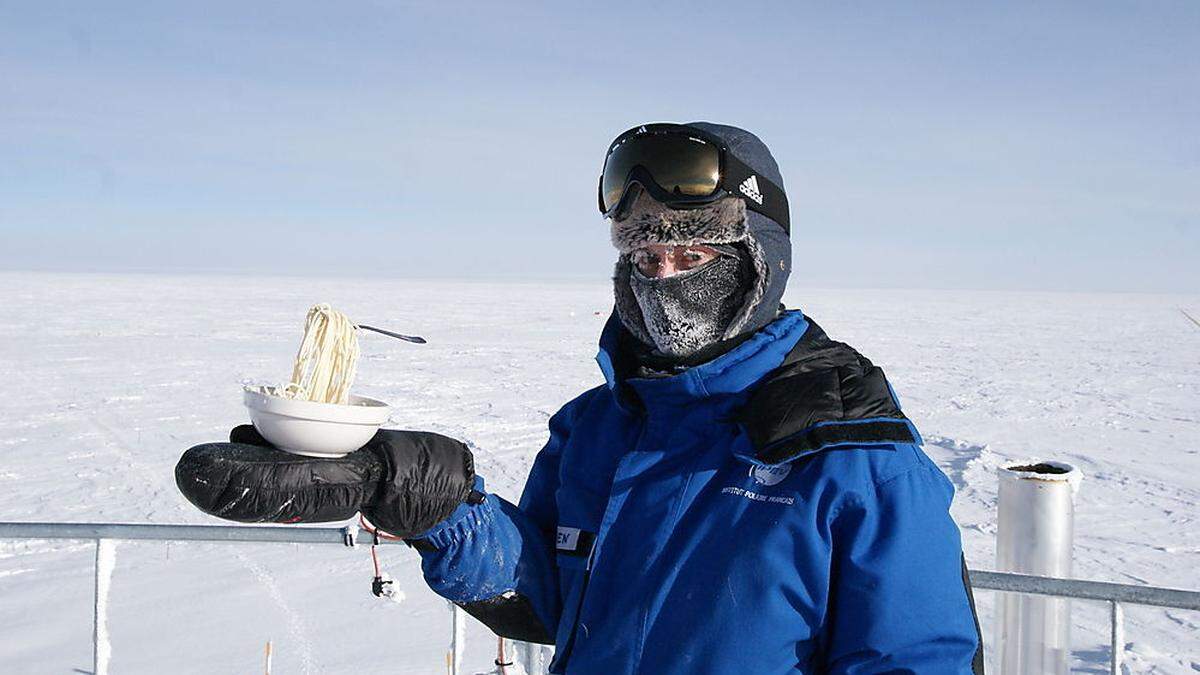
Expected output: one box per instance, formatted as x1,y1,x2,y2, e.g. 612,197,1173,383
2,1,1197,292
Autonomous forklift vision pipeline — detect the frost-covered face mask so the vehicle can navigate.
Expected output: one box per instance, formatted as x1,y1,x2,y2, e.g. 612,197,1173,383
629,251,746,358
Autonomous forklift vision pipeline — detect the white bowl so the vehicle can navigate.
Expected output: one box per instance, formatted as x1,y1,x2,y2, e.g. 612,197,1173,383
242,386,391,458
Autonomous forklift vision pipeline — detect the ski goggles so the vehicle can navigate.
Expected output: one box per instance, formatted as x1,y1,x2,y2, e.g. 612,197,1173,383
598,123,790,232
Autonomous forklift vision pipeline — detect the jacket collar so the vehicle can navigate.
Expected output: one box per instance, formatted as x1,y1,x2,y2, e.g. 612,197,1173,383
596,309,810,413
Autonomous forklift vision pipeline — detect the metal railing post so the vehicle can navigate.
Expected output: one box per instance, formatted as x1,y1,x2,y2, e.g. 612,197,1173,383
519,640,539,674
93,539,100,675
513,639,552,674
505,639,544,675
1110,601,1124,675
448,603,465,675
93,538,115,675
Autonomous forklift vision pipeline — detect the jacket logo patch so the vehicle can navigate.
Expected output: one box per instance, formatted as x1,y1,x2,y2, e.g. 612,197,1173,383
720,463,796,505
751,463,791,486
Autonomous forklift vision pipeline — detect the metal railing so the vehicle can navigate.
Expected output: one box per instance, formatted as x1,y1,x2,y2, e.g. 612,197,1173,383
969,570,1200,674
0,522,532,675
2,521,1198,674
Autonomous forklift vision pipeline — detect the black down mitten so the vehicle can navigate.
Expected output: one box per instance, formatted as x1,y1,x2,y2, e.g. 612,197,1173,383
175,425,479,538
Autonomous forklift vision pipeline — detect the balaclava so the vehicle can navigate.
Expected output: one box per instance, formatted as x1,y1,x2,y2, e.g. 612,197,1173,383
610,122,792,364
628,234,751,358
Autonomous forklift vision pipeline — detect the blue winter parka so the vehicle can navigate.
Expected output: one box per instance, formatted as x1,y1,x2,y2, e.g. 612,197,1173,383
414,309,982,674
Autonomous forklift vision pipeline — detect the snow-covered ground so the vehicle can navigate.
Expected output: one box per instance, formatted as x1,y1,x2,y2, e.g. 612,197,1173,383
0,271,1197,673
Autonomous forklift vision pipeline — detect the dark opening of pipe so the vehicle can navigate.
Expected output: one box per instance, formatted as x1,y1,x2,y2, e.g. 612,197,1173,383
1008,463,1071,475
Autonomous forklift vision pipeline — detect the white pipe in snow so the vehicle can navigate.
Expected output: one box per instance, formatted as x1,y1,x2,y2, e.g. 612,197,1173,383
994,461,1082,675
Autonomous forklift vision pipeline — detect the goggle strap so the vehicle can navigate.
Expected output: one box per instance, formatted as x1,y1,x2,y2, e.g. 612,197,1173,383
721,152,790,234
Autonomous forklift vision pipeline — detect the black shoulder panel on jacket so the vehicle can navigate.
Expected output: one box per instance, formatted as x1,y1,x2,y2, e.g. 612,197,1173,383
735,318,919,465
457,591,555,644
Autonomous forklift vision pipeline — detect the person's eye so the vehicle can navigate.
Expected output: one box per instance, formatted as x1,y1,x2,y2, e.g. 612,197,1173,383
680,249,714,267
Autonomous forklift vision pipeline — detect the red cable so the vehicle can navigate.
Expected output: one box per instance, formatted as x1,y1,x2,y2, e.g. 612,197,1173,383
359,514,399,579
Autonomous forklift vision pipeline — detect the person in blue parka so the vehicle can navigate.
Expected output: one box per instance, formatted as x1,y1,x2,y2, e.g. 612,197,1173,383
177,122,984,674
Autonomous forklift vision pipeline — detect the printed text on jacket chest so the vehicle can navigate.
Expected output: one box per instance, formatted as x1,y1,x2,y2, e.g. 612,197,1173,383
720,464,796,505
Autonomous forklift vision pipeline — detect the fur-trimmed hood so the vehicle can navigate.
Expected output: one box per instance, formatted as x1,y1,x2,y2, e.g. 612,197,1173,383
610,122,792,351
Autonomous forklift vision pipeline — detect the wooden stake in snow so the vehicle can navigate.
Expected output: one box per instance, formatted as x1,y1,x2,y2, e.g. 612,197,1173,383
264,640,273,675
